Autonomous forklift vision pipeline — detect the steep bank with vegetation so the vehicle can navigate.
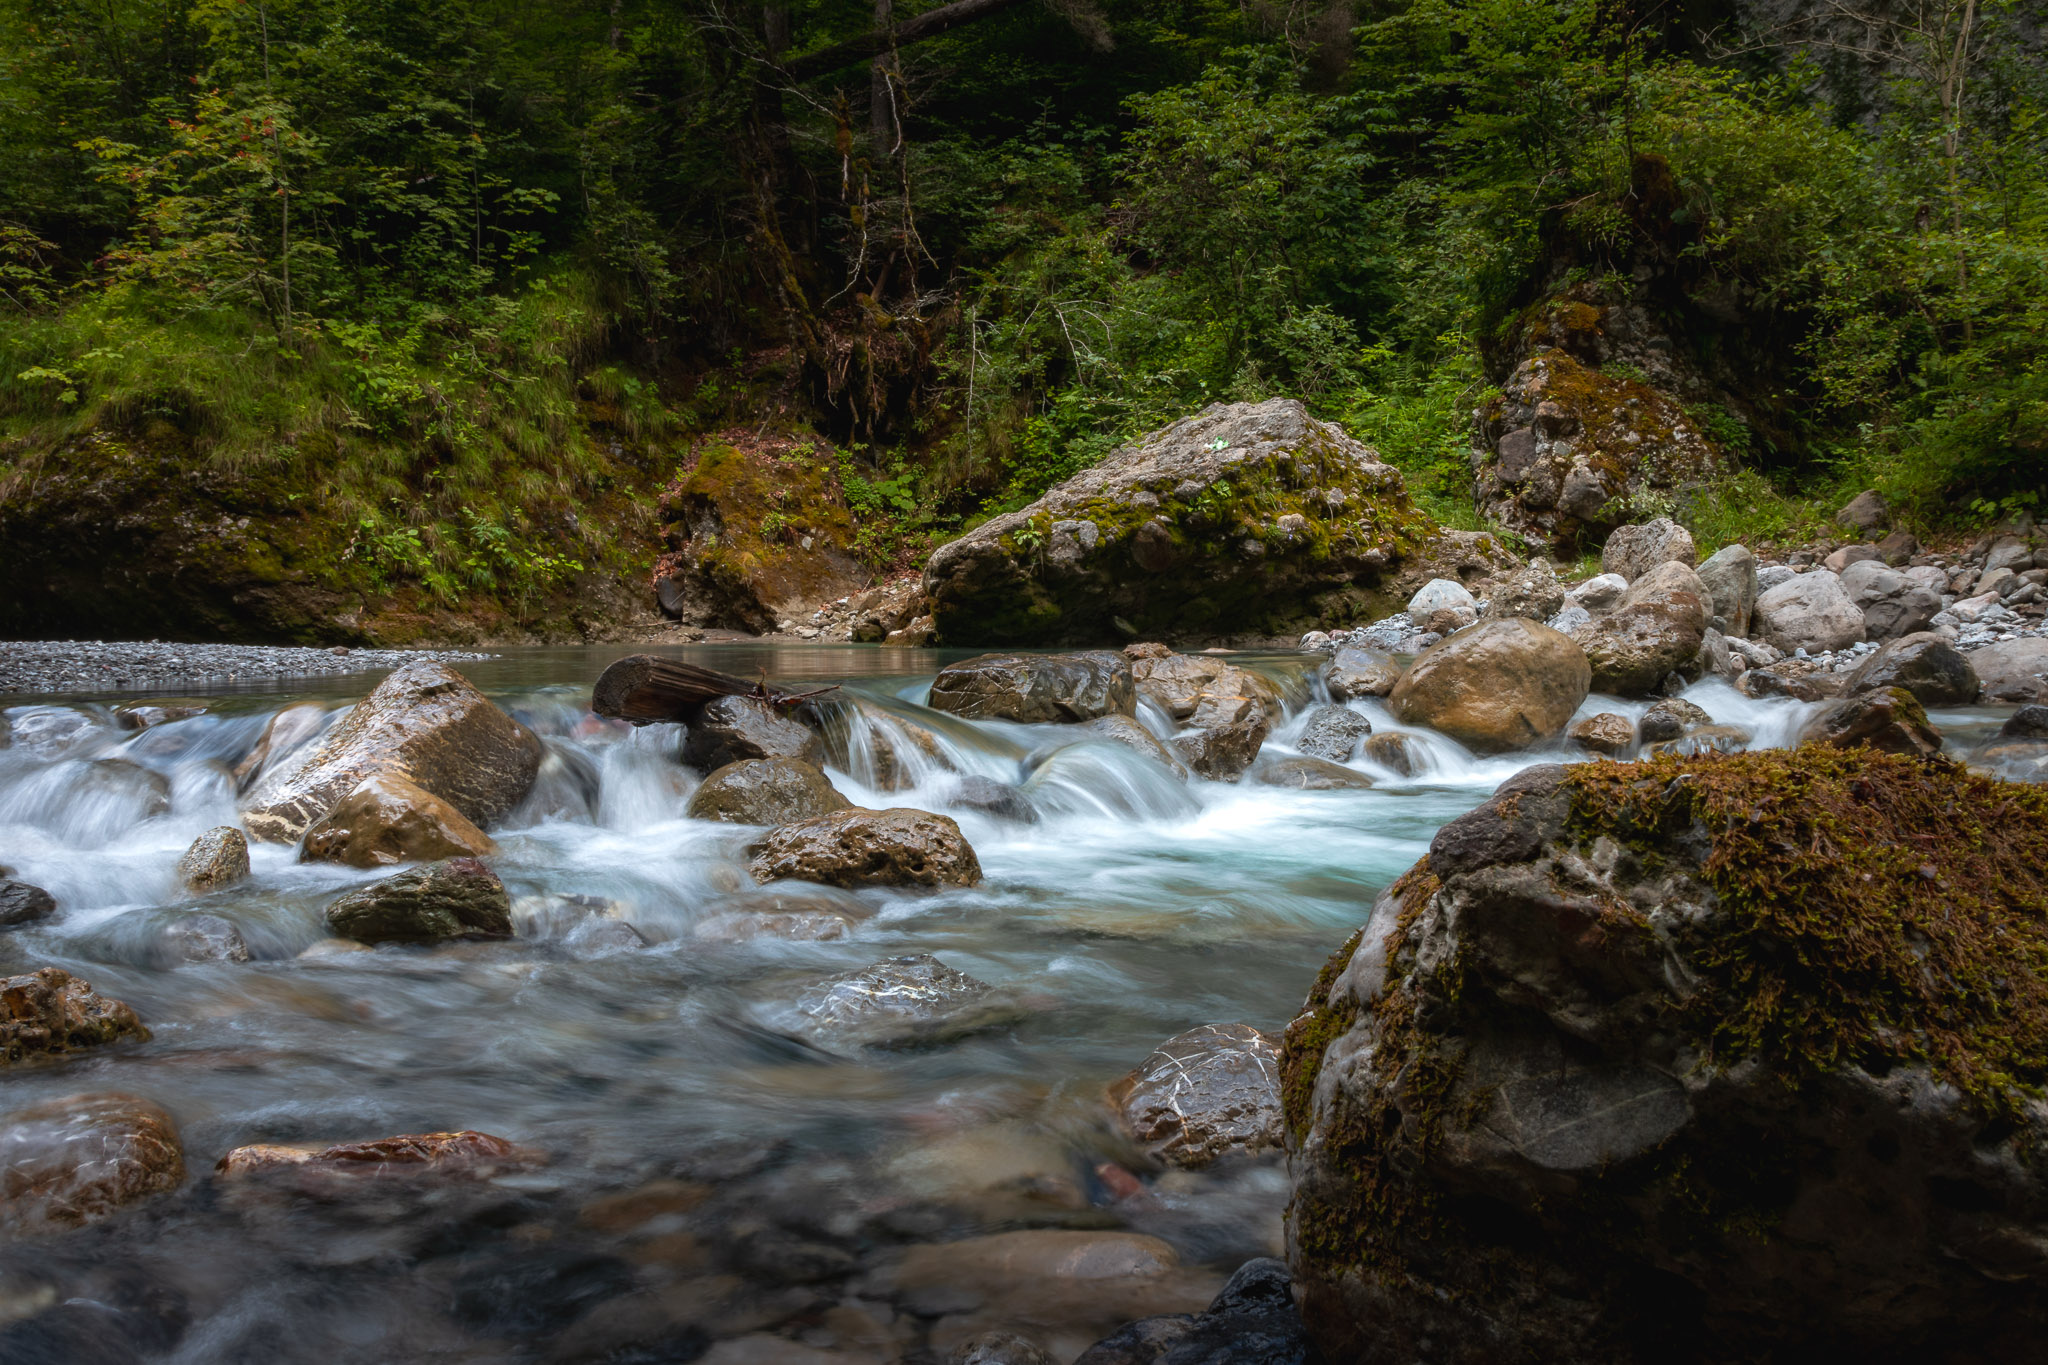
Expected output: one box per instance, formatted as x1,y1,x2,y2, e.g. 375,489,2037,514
1,0,2042,640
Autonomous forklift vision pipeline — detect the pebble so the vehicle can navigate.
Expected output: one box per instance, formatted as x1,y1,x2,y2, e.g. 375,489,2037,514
0,641,492,694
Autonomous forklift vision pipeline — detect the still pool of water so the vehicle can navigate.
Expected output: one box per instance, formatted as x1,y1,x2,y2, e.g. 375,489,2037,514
0,645,1907,1362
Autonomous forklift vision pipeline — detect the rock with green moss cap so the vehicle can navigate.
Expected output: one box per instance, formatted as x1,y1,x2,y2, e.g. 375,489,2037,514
920,398,1513,645
1284,748,2048,1363
1798,686,1944,757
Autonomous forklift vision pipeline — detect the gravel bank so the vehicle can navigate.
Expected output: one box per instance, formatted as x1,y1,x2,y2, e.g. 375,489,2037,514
0,640,493,694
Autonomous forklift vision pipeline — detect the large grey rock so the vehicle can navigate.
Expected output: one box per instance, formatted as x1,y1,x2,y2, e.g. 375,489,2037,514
1694,544,1756,637
1172,718,1269,781
922,398,1514,644
1110,1024,1284,1169
323,857,513,945
680,694,825,771
1835,488,1888,532
1969,638,2048,703
748,807,981,888
1478,563,1567,624
1406,578,1475,626
1755,569,1864,654
1601,518,1696,583
1389,619,1590,753
1842,559,1942,640
686,758,851,826
242,662,542,843
928,652,1135,724
1846,634,1980,707
1571,565,1708,697
1296,706,1372,762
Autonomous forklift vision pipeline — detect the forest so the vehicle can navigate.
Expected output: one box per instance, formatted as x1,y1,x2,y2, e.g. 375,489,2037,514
0,0,2042,629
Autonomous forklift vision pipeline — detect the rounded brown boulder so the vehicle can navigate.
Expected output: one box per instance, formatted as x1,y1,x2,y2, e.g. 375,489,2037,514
0,1092,184,1234
686,757,851,826
748,807,982,889
300,771,497,867
1388,618,1590,754
1,967,148,1064
323,857,514,945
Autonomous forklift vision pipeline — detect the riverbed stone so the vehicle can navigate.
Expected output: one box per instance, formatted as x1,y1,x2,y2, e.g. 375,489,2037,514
242,662,542,842
323,857,514,945
80,758,171,818
215,1129,541,1185
1296,706,1372,762
1250,756,1374,790
176,826,249,891
155,913,250,965
1,967,148,1064
1636,697,1711,743
943,776,1040,824
680,694,826,771
1478,563,1566,624
1572,566,1709,696
1323,647,1402,700
1968,638,2048,703
1110,1024,1284,1169
1569,712,1634,755
1755,569,1864,654
1172,718,1269,781
1600,518,1695,583
300,771,497,867
1074,1258,1311,1365
1798,686,1944,757
1361,731,1423,776
0,1093,184,1234
0,879,57,928
1406,578,1475,626
687,758,851,826
929,652,1136,723
1388,618,1590,753
783,953,1021,1049
1075,715,1190,780
1846,633,1979,707
2001,706,2048,740
749,808,981,889
1695,544,1757,637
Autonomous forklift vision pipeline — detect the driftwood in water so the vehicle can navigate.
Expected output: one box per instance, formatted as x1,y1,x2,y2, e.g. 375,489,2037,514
590,655,837,724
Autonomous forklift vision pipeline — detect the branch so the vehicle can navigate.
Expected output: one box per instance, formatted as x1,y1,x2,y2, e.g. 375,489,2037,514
781,0,1032,81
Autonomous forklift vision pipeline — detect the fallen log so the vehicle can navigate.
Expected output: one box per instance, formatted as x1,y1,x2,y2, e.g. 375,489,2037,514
590,655,836,724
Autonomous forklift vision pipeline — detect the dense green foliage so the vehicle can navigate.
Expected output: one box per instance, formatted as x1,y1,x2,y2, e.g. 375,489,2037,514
1,0,2041,614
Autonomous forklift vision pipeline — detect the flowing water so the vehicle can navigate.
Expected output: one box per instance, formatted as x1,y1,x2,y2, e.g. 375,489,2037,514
0,645,1974,1363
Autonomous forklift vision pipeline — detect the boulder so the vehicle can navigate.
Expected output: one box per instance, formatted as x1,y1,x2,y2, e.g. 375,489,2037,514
944,776,1041,824
1389,619,1590,753
232,701,328,793
2001,706,2048,740
1841,560,1943,641
1969,638,2048,703
1846,634,1980,707
0,879,57,928
1823,543,1882,574
1478,563,1567,624
1131,652,1243,718
80,758,171,819
0,1093,183,1234
1636,697,1711,742
1835,488,1888,532
300,772,496,867
1323,648,1403,701
155,913,250,964
1296,706,1372,763
1362,732,1423,777
176,826,249,891
928,652,1135,724
1249,756,1375,790
1798,687,1944,758
748,808,981,889
1110,1024,1285,1169
1572,593,1706,697
1075,1258,1312,1365
687,758,851,826
862,715,954,791
1284,750,2048,1363
923,398,1513,644
1075,715,1190,780
1172,718,1269,781
1694,544,1756,637
780,954,1022,1049
242,662,542,843
1407,578,1476,626
1737,666,1842,702
1877,529,1920,565
1,968,148,1064
1601,518,1697,583
1568,712,1635,755
323,857,514,945
1755,569,1864,654
1567,573,1628,612
1985,536,2037,574
680,694,825,771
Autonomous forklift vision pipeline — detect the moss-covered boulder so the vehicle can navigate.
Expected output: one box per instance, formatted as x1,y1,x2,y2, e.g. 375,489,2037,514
921,399,1514,646
1284,749,2048,1363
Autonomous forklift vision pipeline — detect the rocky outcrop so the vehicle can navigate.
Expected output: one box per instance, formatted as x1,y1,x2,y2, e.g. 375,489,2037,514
1284,749,2048,1363
2,967,148,1063
945,774,1042,823
1846,633,1979,706
680,694,826,770
242,662,541,842
1755,569,1864,654
928,652,1135,723
1110,1024,1284,1169
686,758,851,825
0,1093,184,1234
300,772,496,867
1388,619,1590,753
923,399,1512,645
176,826,250,891
748,807,981,889
323,857,514,944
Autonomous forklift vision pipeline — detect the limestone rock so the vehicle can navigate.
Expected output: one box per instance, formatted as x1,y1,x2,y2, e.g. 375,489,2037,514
1406,578,1475,626
176,826,249,891
1296,706,1372,763
1694,544,1757,637
1846,634,1980,707
1110,1024,1284,1169
0,1093,183,1234
1798,687,1944,757
323,857,514,945
0,879,57,928
1755,569,1864,654
1568,712,1634,755
1567,573,1628,613
680,694,825,771
242,662,541,843
929,652,1135,724
1,968,148,1064
748,808,981,889
300,772,496,867
687,758,851,826
1601,518,1697,583
1389,618,1590,753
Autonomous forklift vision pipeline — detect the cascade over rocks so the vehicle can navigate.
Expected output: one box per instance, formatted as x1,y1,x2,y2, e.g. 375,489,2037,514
0,879,58,927
748,807,982,888
1172,718,1269,782
1284,748,2048,1364
242,662,542,843
1251,755,1375,789
686,758,851,825
922,399,1513,645
928,652,1136,724
1388,618,1590,753
1296,706,1372,762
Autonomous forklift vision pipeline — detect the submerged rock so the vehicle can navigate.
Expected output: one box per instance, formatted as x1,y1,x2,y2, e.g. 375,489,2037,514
1296,706,1372,763
1361,731,1424,777
748,807,982,888
1250,756,1374,791
928,652,1136,723
1,967,148,1064
1111,1024,1285,1169
780,953,1022,1049
242,662,542,842
944,775,1041,824
176,826,249,891
1285,749,2048,1362
154,913,250,965
300,772,497,867
1073,714,1190,780
686,757,850,826
1636,697,1711,743
0,879,58,928
80,758,172,818
0,1093,184,1234
323,857,514,945
215,1129,541,1185
680,694,825,771
1388,618,1589,753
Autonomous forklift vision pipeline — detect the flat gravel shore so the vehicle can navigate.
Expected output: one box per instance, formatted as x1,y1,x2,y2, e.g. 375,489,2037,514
0,640,492,694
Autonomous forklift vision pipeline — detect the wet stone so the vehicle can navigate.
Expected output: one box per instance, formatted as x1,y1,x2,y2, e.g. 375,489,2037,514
687,757,851,826
175,825,249,892
154,913,251,965
1110,1024,1284,1169
0,1092,185,1234
1,967,148,1064
778,954,1024,1050
323,857,514,945
300,771,497,868
1295,705,1372,763
1362,731,1423,776
1075,1258,1311,1365
682,695,827,771
1569,712,1635,756
2001,706,2048,741
749,808,983,889
1248,756,1374,791
0,879,57,928
943,776,1040,824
